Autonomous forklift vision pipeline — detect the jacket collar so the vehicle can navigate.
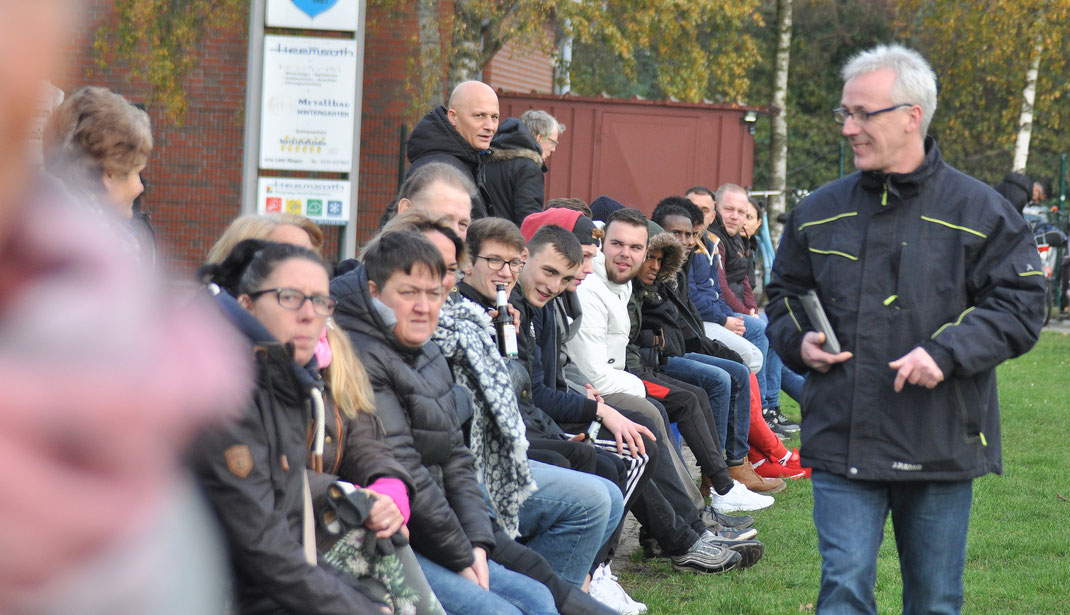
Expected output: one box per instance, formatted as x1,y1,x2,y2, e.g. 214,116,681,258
593,250,631,296
859,136,943,201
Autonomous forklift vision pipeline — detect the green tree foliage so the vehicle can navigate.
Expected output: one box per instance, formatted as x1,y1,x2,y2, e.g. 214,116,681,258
895,0,1070,187
565,1,762,103
94,0,247,123
748,0,894,197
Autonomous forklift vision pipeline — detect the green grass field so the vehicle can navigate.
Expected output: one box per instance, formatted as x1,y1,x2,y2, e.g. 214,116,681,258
614,331,1070,614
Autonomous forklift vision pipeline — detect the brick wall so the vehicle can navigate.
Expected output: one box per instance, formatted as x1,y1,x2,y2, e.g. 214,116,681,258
61,1,549,271
65,1,251,275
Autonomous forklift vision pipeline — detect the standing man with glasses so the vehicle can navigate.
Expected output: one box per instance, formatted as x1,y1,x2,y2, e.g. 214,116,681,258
766,44,1045,615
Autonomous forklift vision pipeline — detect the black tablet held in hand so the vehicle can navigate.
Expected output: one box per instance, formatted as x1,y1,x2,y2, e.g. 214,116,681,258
800,290,841,354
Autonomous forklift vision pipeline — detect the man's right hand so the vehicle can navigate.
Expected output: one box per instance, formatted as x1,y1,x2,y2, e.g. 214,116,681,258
724,316,746,335
801,331,852,373
596,403,655,457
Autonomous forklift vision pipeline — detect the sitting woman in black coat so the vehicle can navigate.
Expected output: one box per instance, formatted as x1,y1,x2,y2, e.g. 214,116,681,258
330,230,560,615
193,240,437,615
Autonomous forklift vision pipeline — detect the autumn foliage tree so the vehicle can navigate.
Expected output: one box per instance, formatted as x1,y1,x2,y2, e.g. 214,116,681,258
93,0,247,122
895,0,1070,184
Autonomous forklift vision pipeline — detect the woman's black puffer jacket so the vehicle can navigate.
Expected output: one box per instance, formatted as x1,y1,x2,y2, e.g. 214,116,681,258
329,265,496,572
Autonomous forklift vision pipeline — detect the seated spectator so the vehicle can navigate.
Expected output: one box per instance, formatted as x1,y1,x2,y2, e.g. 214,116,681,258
205,219,446,614
330,230,558,615
563,207,751,574
382,161,476,239
545,197,592,218
192,241,406,614
683,187,764,373
632,226,782,502
739,199,807,425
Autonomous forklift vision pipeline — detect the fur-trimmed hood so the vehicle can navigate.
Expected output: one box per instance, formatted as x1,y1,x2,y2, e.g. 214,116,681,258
488,117,544,168
649,232,685,283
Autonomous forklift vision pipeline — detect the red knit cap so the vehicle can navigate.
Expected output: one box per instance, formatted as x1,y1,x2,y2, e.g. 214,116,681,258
520,208,598,247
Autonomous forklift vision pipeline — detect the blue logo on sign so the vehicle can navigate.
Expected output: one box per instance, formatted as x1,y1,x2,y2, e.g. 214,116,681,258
327,201,343,216
292,0,338,19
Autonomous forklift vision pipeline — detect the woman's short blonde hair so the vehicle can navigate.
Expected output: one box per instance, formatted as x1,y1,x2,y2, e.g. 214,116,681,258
206,213,324,264
42,86,152,195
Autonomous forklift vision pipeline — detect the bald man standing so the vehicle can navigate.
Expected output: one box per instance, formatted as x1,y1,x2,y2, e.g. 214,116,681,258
405,80,500,219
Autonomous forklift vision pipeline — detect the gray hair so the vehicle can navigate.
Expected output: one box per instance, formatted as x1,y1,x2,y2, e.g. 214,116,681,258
399,161,476,202
842,43,938,135
520,109,565,140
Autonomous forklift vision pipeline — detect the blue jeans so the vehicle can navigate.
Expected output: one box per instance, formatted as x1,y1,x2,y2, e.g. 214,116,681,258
663,353,751,461
519,460,622,586
757,312,806,407
414,552,558,615
811,471,973,615
780,363,806,404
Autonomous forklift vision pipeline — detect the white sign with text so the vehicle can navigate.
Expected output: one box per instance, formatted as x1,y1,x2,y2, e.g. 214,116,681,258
259,35,357,172
257,177,351,226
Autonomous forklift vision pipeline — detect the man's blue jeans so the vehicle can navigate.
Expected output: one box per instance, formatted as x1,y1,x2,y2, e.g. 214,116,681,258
414,552,558,615
756,311,806,408
811,471,973,615
663,353,751,461
518,460,623,586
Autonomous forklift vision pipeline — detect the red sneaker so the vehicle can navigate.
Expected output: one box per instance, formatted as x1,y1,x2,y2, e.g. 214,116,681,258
749,448,811,479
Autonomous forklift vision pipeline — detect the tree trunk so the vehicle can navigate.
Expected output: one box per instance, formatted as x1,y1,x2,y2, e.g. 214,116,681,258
415,0,445,108
768,0,792,241
1012,35,1042,174
447,0,486,91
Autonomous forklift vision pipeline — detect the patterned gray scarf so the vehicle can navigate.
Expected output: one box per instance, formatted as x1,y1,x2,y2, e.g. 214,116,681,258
432,296,535,538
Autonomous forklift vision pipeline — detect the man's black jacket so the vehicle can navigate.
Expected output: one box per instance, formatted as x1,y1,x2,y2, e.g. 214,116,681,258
766,138,1045,482
484,117,546,226
405,105,492,218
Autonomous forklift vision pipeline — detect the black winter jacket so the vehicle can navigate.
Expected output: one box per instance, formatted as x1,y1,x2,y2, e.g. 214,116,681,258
331,267,496,571
191,292,383,615
766,138,1045,481
406,105,492,218
484,117,546,225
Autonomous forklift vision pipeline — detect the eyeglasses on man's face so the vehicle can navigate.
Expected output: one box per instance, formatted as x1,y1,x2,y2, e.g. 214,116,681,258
476,255,525,273
833,103,914,124
248,287,336,316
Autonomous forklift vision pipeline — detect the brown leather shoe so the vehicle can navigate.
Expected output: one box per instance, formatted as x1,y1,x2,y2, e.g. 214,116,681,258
729,459,786,494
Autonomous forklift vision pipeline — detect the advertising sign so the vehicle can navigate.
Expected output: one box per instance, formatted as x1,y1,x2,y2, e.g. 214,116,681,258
259,35,357,172
266,0,359,31
257,177,351,226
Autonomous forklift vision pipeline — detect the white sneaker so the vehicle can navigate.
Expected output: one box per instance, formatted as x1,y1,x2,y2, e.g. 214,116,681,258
710,480,775,513
588,563,646,615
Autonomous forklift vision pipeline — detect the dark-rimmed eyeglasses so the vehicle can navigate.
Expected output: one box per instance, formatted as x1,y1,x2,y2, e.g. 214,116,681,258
476,255,525,273
247,288,336,316
833,103,913,124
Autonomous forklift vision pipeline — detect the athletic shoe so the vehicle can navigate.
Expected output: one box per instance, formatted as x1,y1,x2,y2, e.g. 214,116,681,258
729,459,787,494
589,563,646,615
700,530,764,569
767,421,792,440
763,406,801,433
670,535,741,573
749,448,812,479
700,505,755,530
710,480,775,513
